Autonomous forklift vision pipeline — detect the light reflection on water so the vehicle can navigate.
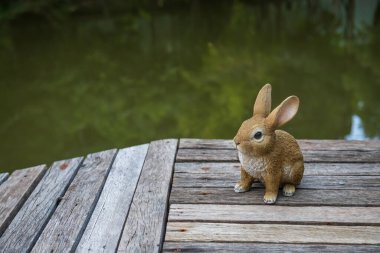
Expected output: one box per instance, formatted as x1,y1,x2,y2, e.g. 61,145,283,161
0,1,379,172
345,115,368,140
345,114,379,141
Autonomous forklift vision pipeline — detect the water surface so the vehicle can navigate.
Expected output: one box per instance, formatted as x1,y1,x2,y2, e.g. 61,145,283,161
0,1,379,172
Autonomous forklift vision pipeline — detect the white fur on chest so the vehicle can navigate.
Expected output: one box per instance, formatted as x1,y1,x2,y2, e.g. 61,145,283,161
238,151,267,179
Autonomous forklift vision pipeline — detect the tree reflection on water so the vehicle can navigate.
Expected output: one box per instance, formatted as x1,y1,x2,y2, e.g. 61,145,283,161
0,0,379,171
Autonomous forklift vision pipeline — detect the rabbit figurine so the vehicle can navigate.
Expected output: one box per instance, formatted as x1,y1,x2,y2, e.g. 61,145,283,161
234,83,304,204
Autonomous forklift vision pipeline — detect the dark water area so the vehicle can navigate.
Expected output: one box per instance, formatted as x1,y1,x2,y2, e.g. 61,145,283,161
0,0,379,172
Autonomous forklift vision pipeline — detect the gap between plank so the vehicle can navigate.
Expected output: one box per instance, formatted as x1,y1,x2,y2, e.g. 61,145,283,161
160,139,179,252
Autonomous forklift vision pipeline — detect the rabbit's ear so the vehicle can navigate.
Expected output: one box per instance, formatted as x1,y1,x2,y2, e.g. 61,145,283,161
253,83,272,117
266,96,299,129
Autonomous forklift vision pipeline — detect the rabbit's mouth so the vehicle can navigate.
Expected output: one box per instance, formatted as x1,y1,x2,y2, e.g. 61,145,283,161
236,145,249,154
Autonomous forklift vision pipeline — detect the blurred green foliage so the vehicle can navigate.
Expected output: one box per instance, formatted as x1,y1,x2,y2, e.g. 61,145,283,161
0,0,379,172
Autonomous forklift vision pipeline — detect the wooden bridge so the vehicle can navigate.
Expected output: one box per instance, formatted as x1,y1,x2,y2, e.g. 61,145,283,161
0,139,379,252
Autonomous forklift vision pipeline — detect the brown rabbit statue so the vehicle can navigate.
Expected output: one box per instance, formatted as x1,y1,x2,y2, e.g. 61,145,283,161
234,84,304,204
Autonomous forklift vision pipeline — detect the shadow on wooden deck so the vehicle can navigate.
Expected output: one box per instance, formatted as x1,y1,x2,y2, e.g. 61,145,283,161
0,139,379,252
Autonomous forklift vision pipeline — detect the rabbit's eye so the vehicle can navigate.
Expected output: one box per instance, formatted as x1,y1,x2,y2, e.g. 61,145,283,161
253,131,263,140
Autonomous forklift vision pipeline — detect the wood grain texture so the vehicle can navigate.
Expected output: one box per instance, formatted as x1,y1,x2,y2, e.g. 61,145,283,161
163,242,380,253
77,144,149,253
0,173,9,185
302,150,380,163
170,188,380,206
179,138,380,151
117,139,178,253
0,165,46,236
169,204,380,225
165,222,380,244
179,139,234,149
176,149,237,162
299,140,380,151
176,148,380,163
31,149,117,253
0,157,83,253
175,162,380,176
169,138,380,251
173,174,380,189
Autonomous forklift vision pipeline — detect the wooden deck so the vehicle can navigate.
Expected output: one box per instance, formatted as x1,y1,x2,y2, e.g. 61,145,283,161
0,139,379,252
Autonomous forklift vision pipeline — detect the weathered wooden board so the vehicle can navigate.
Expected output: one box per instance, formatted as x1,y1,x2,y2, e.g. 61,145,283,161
173,174,380,189
0,157,83,253
179,138,380,151
169,204,380,225
176,149,380,163
31,149,117,253
0,165,46,236
175,162,380,176
163,242,380,253
0,173,9,185
175,162,241,173
299,175,380,189
179,139,234,149
308,162,380,176
117,139,178,253
302,150,380,163
170,188,380,206
300,140,380,151
176,149,237,162
165,222,380,244
77,144,149,252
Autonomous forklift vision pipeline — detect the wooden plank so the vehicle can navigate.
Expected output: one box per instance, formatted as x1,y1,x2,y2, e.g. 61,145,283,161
169,204,380,225
31,149,117,253
179,138,380,151
298,175,380,189
299,163,380,176
302,150,380,163
77,144,149,252
0,157,83,253
176,148,380,163
300,140,380,151
173,174,380,189
174,163,380,189
179,138,234,149
165,222,380,244
0,173,9,185
117,139,178,253
176,149,238,162
0,165,46,236
175,163,240,178
175,162,380,176
170,188,380,206
163,242,380,253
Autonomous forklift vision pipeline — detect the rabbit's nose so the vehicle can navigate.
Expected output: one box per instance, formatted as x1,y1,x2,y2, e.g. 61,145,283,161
234,137,240,146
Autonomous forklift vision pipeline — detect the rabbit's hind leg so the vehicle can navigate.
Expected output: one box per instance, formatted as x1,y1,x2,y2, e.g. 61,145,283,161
283,184,295,196
282,160,304,197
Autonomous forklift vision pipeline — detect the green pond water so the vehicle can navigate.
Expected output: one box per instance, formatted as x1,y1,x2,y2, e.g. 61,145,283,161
0,1,379,172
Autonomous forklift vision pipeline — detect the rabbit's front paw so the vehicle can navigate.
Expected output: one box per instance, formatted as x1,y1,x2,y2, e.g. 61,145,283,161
234,183,250,193
263,192,277,204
